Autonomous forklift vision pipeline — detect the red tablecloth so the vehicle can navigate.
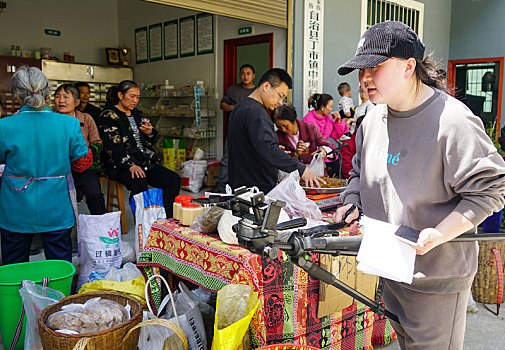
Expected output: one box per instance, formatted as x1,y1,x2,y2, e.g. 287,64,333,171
138,218,396,349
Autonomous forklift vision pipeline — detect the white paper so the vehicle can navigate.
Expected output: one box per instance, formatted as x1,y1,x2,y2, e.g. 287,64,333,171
356,216,416,284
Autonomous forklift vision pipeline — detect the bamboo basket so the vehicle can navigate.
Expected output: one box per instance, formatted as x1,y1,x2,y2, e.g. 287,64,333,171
38,291,187,350
471,241,505,311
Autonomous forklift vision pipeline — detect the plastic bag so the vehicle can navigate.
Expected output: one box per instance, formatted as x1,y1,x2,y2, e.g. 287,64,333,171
181,149,207,193
19,280,65,350
121,240,136,264
212,284,260,350
130,188,167,261
138,311,186,350
77,212,123,291
191,206,225,233
267,171,322,220
308,152,325,177
180,159,208,193
190,287,216,348
104,262,143,282
79,263,146,306
161,282,207,350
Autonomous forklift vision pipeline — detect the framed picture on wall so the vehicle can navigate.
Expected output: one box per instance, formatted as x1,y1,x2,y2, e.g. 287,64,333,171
197,13,214,55
105,48,121,66
164,19,178,59
135,27,148,64
149,23,163,62
179,15,195,57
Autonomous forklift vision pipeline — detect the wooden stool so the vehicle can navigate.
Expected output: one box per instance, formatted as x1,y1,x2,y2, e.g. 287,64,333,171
100,177,128,234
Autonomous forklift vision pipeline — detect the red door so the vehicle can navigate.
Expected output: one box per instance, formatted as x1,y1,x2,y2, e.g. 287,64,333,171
222,33,273,143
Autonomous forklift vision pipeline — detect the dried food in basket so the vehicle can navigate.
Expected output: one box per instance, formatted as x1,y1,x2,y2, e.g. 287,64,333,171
47,311,98,334
46,297,128,334
84,298,128,329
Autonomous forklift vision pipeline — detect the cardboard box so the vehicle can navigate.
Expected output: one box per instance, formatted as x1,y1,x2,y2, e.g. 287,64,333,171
317,255,379,318
205,162,220,187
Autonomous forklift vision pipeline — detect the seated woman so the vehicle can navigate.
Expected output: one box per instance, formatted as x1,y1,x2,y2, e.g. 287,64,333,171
303,93,349,142
274,103,336,165
54,84,106,215
98,80,181,217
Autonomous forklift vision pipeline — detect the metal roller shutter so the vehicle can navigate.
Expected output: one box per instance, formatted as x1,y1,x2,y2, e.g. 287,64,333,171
144,0,288,28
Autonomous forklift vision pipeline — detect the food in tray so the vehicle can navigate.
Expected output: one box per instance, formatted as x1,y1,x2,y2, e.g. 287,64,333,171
300,177,347,188
47,311,98,334
84,299,127,329
46,298,128,334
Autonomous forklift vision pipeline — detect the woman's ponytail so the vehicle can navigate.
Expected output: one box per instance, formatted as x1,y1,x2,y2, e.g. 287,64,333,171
414,53,446,92
308,93,333,110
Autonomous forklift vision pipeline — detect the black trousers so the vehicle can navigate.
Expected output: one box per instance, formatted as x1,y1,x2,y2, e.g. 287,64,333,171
73,169,106,215
112,164,181,218
1,228,72,264
216,139,228,186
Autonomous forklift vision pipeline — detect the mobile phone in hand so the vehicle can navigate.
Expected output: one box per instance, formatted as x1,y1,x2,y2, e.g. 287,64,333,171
394,225,420,246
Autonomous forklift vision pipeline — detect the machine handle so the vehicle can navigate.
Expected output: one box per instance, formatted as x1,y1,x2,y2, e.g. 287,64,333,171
276,217,307,231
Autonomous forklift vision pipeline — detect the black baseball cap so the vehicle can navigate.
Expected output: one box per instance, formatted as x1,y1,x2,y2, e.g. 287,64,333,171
338,21,425,76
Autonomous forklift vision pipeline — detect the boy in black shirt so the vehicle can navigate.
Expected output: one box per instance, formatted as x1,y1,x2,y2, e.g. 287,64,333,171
227,68,323,193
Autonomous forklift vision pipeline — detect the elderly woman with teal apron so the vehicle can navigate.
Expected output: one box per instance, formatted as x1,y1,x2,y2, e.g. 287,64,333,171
0,67,90,265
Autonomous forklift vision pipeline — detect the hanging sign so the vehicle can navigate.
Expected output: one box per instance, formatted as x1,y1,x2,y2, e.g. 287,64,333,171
303,0,324,117
237,25,255,36
44,29,61,37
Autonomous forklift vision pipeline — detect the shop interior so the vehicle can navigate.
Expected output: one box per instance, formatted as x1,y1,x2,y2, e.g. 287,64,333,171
0,0,287,162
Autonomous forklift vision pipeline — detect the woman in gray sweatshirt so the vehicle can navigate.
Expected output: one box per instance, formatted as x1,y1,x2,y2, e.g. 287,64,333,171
335,21,505,349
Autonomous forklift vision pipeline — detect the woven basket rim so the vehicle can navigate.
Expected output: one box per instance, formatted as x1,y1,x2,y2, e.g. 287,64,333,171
472,240,505,304
38,291,143,339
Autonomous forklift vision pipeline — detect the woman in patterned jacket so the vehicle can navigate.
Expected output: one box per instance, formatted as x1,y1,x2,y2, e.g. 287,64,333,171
98,80,180,217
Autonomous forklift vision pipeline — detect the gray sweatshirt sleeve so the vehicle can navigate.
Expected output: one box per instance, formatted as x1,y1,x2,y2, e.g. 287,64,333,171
444,111,505,225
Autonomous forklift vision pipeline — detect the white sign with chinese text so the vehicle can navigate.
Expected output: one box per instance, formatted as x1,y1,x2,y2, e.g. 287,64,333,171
303,0,324,116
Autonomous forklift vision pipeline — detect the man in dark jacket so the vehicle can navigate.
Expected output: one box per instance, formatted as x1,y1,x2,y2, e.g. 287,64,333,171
75,82,102,124
227,68,323,193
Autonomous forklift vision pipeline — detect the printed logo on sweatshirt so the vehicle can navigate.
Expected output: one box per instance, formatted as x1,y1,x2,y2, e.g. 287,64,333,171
372,147,401,165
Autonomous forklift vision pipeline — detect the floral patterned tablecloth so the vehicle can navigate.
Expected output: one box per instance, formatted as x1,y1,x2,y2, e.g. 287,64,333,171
138,218,396,349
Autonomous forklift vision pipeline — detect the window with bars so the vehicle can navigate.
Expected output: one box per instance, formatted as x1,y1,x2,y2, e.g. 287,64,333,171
462,64,495,114
360,0,424,39
454,61,501,125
